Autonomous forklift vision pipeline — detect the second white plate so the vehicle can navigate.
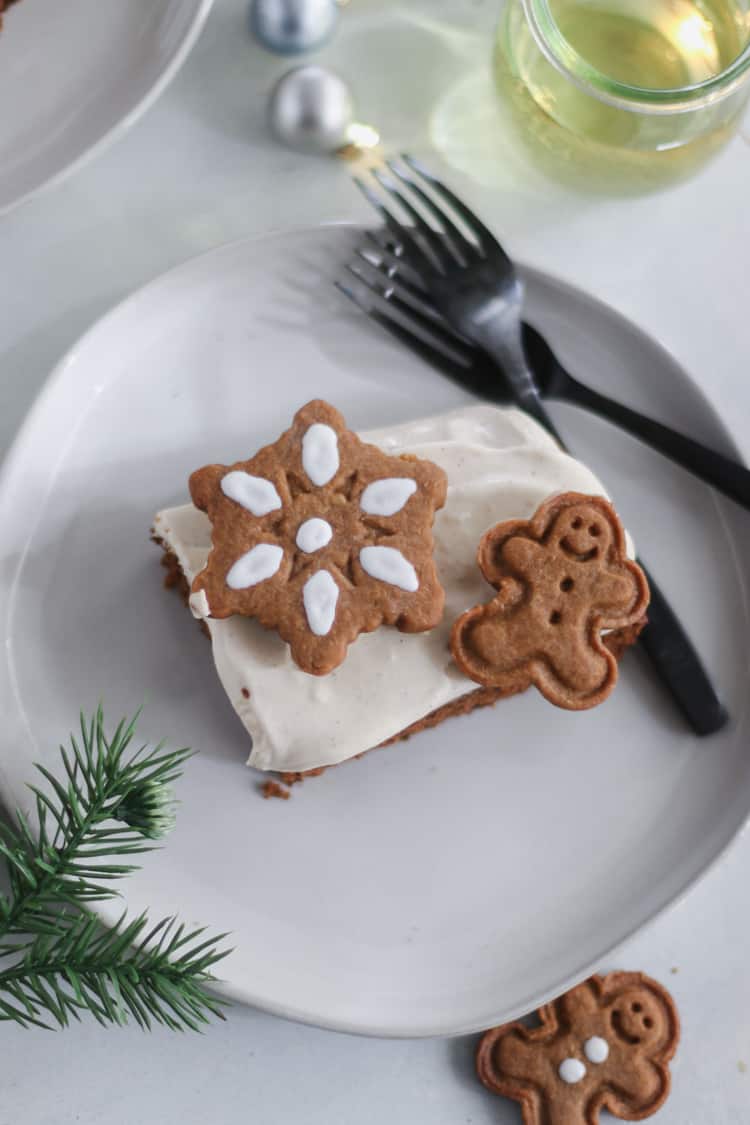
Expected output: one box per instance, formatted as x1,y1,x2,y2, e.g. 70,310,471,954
0,227,748,1037
0,0,212,214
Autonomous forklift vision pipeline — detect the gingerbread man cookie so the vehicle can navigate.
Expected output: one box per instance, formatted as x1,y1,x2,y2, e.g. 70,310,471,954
451,493,649,710
476,972,679,1125
189,400,448,676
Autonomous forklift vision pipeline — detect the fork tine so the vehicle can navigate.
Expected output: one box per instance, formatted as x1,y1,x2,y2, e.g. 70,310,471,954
401,154,510,263
335,280,476,377
385,159,479,261
353,252,442,319
363,230,427,290
342,264,476,359
354,177,438,279
371,169,457,273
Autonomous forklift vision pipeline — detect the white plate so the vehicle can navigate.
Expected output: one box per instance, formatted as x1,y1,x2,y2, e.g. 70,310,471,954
0,0,213,214
1,227,749,1038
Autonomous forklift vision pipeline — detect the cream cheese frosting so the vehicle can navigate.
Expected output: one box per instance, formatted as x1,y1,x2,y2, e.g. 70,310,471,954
153,404,622,773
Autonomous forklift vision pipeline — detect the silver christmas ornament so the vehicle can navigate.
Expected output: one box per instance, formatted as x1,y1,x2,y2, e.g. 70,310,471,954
250,0,339,55
268,65,354,154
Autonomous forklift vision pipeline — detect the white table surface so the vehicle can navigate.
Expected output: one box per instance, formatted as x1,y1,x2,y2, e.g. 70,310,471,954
1,1,749,1121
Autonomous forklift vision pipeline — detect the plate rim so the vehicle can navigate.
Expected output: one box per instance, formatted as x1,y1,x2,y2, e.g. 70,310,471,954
0,224,747,1039
0,0,215,217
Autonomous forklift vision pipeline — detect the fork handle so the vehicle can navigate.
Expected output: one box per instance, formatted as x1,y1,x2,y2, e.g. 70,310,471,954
473,322,558,437
475,333,729,736
561,377,750,510
637,566,729,735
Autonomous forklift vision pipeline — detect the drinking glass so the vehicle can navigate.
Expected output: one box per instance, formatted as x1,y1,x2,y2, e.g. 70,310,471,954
495,0,750,189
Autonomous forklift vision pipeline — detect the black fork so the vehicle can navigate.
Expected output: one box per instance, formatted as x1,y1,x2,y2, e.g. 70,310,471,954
344,157,729,736
340,233,750,513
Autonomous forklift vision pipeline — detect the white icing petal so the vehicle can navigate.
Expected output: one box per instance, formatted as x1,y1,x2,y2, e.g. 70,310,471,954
189,589,211,620
296,517,333,554
221,472,282,516
584,1037,609,1064
360,546,419,592
302,423,339,486
360,477,417,517
303,570,339,636
226,544,283,589
558,1058,586,1085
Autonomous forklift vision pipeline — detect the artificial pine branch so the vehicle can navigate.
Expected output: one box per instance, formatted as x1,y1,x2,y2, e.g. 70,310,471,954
0,708,230,1030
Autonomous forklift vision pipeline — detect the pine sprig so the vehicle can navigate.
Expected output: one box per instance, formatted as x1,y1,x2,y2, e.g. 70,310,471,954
0,708,231,1030
0,912,228,1031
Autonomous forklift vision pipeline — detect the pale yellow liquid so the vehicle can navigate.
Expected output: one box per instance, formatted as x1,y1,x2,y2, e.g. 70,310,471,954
495,0,750,191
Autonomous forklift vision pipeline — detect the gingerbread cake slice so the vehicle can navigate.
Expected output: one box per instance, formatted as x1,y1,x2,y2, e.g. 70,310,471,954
153,403,645,775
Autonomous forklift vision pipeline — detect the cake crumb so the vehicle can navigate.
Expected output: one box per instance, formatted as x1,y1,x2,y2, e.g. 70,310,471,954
281,767,326,785
241,687,250,699
262,781,291,801
670,967,679,975
738,1061,747,1075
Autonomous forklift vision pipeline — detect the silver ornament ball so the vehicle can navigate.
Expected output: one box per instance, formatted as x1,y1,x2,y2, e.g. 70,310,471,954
250,0,339,55
268,65,354,154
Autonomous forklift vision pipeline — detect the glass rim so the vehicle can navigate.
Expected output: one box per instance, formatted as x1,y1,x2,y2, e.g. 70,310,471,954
521,0,750,114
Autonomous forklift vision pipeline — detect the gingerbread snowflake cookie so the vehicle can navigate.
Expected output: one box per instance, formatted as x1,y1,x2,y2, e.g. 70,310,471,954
189,400,448,675
451,493,649,710
477,971,680,1125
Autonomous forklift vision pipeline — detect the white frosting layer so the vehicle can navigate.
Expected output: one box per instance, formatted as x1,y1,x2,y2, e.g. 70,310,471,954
153,405,622,773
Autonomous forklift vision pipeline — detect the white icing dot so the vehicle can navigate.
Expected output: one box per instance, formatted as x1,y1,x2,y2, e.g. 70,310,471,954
296,517,333,554
584,1037,609,1064
360,546,419,592
221,471,282,516
226,544,283,589
189,589,211,620
303,570,339,636
302,423,339,487
559,1058,586,1085
360,477,417,517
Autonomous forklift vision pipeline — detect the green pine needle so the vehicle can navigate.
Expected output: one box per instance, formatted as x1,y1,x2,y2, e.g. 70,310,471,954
0,708,230,1031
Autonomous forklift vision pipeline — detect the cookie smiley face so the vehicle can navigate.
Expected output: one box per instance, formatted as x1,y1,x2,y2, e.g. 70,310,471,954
551,503,614,562
607,984,673,1050
451,493,650,710
477,972,680,1125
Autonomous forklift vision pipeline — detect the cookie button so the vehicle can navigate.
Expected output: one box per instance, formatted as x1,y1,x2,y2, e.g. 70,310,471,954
584,1036,610,1064
558,1058,586,1084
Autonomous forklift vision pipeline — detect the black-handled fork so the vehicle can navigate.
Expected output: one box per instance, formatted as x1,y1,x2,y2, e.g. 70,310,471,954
350,167,750,510
346,156,729,736
342,241,750,511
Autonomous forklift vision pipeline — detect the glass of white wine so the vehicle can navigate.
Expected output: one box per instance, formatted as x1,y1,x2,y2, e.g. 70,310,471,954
496,0,750,190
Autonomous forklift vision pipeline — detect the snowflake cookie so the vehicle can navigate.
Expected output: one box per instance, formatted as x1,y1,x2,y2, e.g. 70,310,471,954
188,400,448,675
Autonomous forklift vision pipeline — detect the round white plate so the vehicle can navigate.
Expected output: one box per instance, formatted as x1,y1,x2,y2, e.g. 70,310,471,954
1,227,748,1038
0,0,213,214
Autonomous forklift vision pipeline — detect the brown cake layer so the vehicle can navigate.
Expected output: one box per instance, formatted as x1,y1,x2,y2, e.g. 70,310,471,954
156,540,646,779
